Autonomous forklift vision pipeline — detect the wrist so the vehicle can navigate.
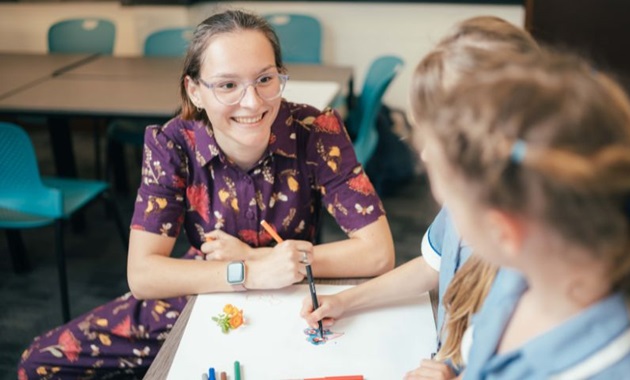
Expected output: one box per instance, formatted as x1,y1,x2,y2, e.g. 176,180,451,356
246,246,272,261
226,261,247,291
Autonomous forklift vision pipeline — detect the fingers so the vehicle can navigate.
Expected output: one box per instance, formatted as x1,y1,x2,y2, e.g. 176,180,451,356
300,296,314,317
404,360,455,380
205,229,229,240
300,295,339,328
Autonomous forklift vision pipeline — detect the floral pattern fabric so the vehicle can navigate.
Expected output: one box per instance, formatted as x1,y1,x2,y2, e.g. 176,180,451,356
131,101,384,247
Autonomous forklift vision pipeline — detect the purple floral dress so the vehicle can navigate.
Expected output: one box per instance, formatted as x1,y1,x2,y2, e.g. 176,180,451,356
18,101,385,379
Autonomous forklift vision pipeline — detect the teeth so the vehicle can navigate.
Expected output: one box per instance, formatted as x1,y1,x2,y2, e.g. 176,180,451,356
234,115,263,124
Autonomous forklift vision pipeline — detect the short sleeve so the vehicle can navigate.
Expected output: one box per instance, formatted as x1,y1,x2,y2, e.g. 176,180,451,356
304,108,385,234
130,124,187,238
421,207,449,271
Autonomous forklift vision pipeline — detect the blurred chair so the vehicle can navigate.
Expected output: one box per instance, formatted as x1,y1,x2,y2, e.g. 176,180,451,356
106,26,193,194
265,13,322,64
144,26,194,57
48,18,115,54
46,18,116,180
348,55,404,166
0,122,128,322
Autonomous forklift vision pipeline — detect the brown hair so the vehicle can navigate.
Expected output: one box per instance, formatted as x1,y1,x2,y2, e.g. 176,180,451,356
179,9,286,122
410,16,539,366
410,16,539,122
421,50,630,296
435,255,497,366
438,16,538,54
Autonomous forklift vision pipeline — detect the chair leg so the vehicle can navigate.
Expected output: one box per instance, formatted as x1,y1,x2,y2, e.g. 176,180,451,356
55,220,71,323
107,138,130,194
103,191,129,252
93,121,102,180
5,230,31,273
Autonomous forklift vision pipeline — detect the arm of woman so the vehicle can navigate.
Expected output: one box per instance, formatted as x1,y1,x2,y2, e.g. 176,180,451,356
303,108,395,277
310,216,394,277
127,229,317,300
301,255,438,327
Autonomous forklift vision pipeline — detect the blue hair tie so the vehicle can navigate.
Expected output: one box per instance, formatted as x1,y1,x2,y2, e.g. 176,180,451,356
509,139,527,164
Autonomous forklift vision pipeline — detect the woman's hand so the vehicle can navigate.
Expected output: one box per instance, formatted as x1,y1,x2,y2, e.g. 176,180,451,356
404,360,457,380
300,293,347,329
202,230,255,261
244,240,314,289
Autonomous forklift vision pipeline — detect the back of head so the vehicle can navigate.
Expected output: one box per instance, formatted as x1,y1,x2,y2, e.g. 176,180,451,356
410,16,539,122
411,16,539,368
438,16,538,54
424,49,630,294
179,9,284,122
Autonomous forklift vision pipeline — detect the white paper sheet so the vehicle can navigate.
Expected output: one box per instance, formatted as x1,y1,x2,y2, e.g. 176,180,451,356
167,284,437,380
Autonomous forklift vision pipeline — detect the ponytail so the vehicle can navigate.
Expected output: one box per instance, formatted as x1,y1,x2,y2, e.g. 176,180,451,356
435,255,498,366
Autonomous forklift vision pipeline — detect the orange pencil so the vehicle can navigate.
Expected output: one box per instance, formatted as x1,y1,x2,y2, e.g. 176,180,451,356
260,220,283,243
220,372,227,380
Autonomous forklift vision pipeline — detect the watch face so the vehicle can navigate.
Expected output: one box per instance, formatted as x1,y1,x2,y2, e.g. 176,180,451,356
227,262,244,284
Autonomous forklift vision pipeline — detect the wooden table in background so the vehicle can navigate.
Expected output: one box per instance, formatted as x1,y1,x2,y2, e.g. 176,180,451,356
0,54,353,178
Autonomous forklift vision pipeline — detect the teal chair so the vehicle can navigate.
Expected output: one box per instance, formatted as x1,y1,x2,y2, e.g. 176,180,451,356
46,18,116,180
144,26,194,57
349,55,404,166
0,122,128,322
265,13,322,64
106,27,193,193
48,18,115,54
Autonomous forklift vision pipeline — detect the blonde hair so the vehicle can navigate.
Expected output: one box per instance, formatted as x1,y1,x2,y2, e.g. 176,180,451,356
421,50,630,296
435,255,497,366
411,16,539,366
411,16,539,122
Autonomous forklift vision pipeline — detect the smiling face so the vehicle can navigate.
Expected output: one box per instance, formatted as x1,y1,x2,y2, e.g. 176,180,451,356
186,29,282,161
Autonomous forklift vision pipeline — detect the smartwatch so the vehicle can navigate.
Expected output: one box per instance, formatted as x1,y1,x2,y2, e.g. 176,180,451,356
226,261,247,291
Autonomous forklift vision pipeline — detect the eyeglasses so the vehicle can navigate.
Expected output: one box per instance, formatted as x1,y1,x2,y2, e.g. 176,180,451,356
198,73,289,106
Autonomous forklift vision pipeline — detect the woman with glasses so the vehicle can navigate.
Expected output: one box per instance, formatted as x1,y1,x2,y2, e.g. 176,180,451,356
19,9,394,379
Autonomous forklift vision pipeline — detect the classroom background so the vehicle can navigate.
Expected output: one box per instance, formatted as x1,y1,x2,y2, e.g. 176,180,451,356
1,0,628,378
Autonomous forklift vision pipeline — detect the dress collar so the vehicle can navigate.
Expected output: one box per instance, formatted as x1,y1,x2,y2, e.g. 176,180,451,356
193,100,298,167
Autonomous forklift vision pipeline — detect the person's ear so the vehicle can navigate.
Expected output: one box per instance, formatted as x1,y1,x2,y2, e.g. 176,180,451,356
485,209,525,260
185,75,203,108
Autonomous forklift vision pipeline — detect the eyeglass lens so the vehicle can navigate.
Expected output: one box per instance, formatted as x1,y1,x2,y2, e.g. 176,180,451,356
213,74,286,105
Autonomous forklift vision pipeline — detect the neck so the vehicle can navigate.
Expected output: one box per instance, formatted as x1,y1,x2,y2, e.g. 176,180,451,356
213,132,269,171
227,146,267,171
519,244,612,320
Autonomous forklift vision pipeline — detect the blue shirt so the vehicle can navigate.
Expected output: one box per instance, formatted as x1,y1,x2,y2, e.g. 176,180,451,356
464,268,630,379
422,207,473,340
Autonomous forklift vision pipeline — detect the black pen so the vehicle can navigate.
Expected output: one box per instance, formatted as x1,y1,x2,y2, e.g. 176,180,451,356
306,264,324,339
260,220,324,339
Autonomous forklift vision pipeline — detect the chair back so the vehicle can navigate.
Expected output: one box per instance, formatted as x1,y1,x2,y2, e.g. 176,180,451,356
265,13,322,64
144,27,194,57
353,55,404,166
0,122,63,218
48,18,116,54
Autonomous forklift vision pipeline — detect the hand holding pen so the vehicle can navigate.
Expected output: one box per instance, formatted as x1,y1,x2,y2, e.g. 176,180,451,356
260,220,323,338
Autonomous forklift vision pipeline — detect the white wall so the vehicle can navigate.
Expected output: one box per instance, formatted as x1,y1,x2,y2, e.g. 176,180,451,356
196,2,524,110
0,1,523,110
0,3,188,55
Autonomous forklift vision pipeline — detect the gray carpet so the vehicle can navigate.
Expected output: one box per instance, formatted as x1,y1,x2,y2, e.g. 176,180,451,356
0,125,439,379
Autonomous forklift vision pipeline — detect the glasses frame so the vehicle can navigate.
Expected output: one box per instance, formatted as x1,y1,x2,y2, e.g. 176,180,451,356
198,73,289,106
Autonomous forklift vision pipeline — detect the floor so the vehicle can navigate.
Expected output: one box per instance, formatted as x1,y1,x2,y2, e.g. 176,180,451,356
0,123,439,379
